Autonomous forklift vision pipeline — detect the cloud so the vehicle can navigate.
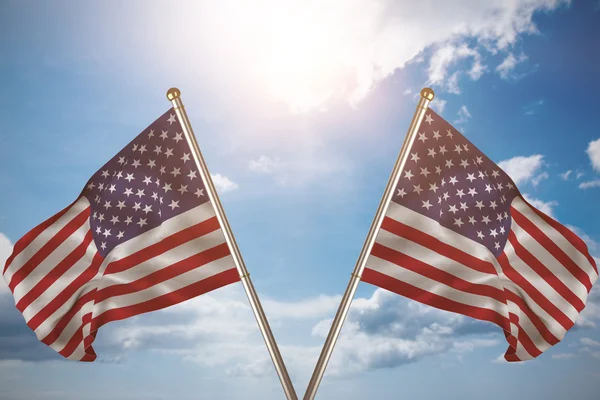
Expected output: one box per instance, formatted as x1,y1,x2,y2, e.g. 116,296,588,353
427,44,483,94
551,353,577,360
532,171,549,187
248,155,280,174
454,105,472,126
496,52,528,79
498,154,545,186
522,194,557,217
580,338,600,347
429,98,448,114
210,173,239,193
560,170,573,180
523,99,545,115
579,180,600,189
587,138,600,172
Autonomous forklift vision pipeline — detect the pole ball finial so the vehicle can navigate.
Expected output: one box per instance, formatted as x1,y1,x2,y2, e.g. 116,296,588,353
420,88,435,101
166,87,181,101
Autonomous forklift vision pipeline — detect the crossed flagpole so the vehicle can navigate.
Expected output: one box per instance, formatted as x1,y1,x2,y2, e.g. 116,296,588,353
168,87,434,400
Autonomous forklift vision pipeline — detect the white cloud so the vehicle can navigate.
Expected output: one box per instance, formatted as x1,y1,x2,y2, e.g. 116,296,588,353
496,52,528,79
532,171,549,187
248,155,280,174
427,44,483,93
587,138,600,172
551,353,577,360
498,154,545,186
579,180,600,189
580,338,600,347
429,98,447,114
560,170,573,180
576,171,585,179
522,194,557,217
210,173,239,193
523,99,544,115
0,234,13,295
454,105,472,125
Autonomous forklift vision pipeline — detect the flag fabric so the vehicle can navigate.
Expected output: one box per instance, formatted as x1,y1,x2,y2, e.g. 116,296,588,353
2,109,240,361
362,109,598,361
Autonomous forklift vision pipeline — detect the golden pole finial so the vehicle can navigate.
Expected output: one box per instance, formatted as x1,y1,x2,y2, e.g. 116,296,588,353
166,87,181,101
420,87,435,101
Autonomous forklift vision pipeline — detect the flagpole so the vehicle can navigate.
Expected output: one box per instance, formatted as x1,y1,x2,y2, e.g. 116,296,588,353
166,88,299,400
302,88,435,400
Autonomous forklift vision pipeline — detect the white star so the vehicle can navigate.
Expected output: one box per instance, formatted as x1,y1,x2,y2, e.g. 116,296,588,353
138,144,147,154
154,145,163,154
490,229,499,238
494,242,501,250
466,173,476,182
497,213,504,222
95,226,101,234
177,184,188,195
440,178,446,186
410,152,420,162
467,188,478,197
477,231,485,240
147,159,156,168
101,242,107,250
445,159,454,169
397,188,407,197
433,130,441,140
454,145,463,154
485,184,493,193
500,226,506,234
463,144,469,152
475,156,483,164
109,215,119,225
117,231,124,240
168,200,180,210
424,114,434,124
504,211,509,219
454,218,464,228
101,170,110,178
92,212,98,220
420,167,430,177
478,171,485,179
413,184,423,195
132,202,142,211
87,182,96,190
137,218,148,227
439,145,447,155
482,215,491,224
102,229,111,238
194,188,204,197
181,153,191,162
131,159,141,168
173,132,184,142
97,213,105,222
132,144,138,151
468,216,477,225
163,183,172,192
98,183,105,191
160,130,169,140
427,148,437,157
167,113,177,124
187,170,197,180
491,170,500,178
489,201,498,210
165,148,174,158
125,216,133,225
456,189,465,198
107,184,116,193
404,170,414,180
124,188,133,197
460,159,469,168
422,200,433,210
442,192,450,201
459,202,469,211
125,173,135,182
435,166,442,175
475,201,484,210
143,204,153,214
170,167,181,177
507,182,515,190
418,132,428,142
446,129,454,138
497,182,503,190
135,189,145,198
118,157,126,165
448,204,458,214
151,192,159,201
159,166,166,175
103,200,111,209
141,176,151,185
429,182,439,192
155,178,161,186
117,201,126,210
148,129,155,138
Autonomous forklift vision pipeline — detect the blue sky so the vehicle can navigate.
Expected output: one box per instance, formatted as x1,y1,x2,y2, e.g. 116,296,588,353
1,0,600,399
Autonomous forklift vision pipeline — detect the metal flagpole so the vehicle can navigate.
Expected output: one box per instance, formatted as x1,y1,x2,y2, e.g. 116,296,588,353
302,88,435,400
166,88,299,400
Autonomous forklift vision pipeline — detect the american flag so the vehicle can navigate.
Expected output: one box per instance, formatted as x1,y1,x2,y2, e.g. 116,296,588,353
362,109,598,361
2,109,239,361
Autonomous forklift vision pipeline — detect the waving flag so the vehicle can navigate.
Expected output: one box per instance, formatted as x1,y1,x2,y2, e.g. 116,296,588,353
362,109,598,361
2,108,239,361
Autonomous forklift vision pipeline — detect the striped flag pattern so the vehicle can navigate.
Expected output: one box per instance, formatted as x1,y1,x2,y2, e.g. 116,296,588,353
2,109,239,361
362,109,598,361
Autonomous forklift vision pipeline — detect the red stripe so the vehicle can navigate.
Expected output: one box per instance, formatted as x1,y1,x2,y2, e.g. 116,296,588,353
16,231,94,313
94,243,231,303
59,312,92,358
8,207,91,291
503,289,560,346
371,242,507,304
380,217,498,275
29,253,103,332
362,268,511,331
507,231,585,312
497,252,574,332
91,268,239,331
511,206,593,291
508,312,542,358
41,289,96,346
3,201,76,274
105,216,221,275
525,198,598,275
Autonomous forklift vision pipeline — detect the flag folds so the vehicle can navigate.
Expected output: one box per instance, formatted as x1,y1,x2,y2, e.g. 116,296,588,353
362,109,598,361
2,109,240,361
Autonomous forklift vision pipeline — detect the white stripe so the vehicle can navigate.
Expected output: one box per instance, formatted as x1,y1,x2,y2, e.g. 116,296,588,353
4,198,90,284
365,255,510,320
512,197,597,282
503,239,580,325
22,238,98,322
45,298,94,354
375,229,503,289
92,255,236,319
511,219,588,304
505,299,552,358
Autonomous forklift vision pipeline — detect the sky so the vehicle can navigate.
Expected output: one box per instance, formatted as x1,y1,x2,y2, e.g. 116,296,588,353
1,0,600,399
